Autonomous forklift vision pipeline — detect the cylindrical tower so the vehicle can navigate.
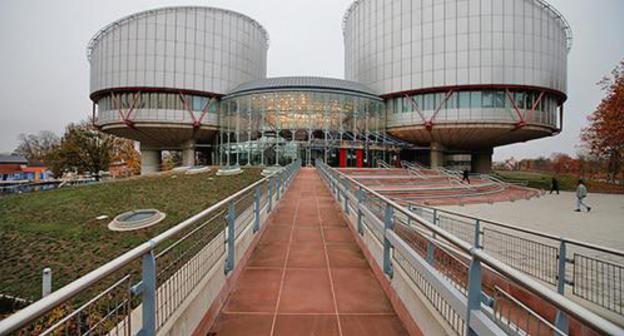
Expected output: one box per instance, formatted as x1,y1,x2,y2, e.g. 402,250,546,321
87,6,269,173
343,0,572,172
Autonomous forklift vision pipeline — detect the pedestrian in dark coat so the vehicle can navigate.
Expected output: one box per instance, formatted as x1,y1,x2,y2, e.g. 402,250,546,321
550,177,560,195
462,169,471,184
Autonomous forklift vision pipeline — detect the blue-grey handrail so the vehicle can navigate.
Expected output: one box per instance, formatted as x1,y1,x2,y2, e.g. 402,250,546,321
409,203,624,258
0,162,299,335
318,161,624,336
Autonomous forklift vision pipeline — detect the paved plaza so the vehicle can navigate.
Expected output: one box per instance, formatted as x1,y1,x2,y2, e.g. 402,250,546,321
444,191,624,250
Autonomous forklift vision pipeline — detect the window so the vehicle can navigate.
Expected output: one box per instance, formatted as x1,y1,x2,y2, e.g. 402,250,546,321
514,92,526,109
192,96,208,111
446,93,458,109
494,91,506,108
458,92,470,108
482,91,495,108
403,96,411,113
424,94,434,110
470,91,482,109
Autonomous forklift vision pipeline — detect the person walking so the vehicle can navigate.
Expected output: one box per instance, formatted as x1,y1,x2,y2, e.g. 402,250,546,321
575,179,592,212
550,176,560,195
462,169,471,184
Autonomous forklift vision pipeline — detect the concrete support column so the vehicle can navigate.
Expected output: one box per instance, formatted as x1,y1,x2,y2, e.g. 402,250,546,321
182,140,196,167
471,148,493,173
141,147,161,175
430,142,445,169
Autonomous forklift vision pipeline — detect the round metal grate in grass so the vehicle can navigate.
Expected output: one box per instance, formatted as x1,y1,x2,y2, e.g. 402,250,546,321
108,209,166,231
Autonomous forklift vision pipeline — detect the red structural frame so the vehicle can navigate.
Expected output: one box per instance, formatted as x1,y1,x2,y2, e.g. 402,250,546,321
111,92,142,128
179,94,218,129
94,88,222,131
392,84,566,133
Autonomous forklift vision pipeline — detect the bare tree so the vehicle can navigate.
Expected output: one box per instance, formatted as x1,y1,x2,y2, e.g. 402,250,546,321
13,131,60,163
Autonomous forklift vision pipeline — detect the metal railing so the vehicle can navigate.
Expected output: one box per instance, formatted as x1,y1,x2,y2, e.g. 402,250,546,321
377,160,392,169
0,160,301,336
316,159,624,336
409,204,624,317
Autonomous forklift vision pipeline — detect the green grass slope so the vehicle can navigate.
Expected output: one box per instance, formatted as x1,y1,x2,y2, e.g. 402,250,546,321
0,169,261,300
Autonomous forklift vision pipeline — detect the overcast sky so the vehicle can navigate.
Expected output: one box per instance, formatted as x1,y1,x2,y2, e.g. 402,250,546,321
0,0,622,161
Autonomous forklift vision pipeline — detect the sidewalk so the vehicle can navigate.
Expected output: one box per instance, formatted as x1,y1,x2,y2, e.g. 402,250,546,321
208,168,408,336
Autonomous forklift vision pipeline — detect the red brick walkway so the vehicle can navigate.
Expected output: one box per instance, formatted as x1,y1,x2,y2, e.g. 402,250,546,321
208,168,408,336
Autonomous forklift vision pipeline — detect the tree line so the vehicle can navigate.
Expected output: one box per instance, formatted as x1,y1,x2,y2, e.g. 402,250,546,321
581,59,624,183
13,120,140,179
502,60,623,184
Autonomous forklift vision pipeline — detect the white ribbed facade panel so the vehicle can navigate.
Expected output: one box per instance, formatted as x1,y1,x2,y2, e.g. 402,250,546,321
88,7,269,96
343,0,570,96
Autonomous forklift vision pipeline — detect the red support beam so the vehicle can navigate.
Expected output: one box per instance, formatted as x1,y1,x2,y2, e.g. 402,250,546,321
195,97,217,127
179,93,198,127
406,90,455,131
525,91,545,123
405,94,427,123
428,90,455,129
505,89,527,128
124,92,142,122
180,94,217,129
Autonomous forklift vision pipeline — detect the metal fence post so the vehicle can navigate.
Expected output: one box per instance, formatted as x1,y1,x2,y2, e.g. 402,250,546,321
357,187,364,235
268,177,273,213
383,204,394,278
225,200,236,274
277,174,282,199
343,179,350,215
141,248,156,336
254,185,261,233
555,240,570,333
474,219,481,249
427,209,438,264
42,268,52,298
465,256,482,336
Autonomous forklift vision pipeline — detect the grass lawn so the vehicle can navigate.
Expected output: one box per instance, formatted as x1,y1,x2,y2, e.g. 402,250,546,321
0,168,262,302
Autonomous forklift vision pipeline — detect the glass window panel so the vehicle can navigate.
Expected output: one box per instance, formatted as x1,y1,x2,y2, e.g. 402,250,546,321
514,92,526,109
458,92,470,108
470,91,482,109
447,93,458,109
483,91,494,108
494,91,506,108
424,94,434,110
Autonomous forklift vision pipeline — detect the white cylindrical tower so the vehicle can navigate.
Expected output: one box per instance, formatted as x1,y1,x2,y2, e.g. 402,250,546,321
87,6,269,171
343,0,572,171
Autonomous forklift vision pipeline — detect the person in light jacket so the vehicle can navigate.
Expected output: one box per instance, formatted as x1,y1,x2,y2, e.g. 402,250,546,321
575,179,592,212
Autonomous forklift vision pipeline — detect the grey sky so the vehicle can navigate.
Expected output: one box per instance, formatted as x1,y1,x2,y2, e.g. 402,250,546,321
0,0,622,161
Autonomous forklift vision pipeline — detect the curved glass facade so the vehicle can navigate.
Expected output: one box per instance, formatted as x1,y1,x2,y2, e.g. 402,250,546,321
387,89,559,128
219,90,396,166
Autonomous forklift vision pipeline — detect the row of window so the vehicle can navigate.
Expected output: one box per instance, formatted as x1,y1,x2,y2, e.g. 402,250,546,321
388,90,559,114
98,90,559,124
98,93,214,112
